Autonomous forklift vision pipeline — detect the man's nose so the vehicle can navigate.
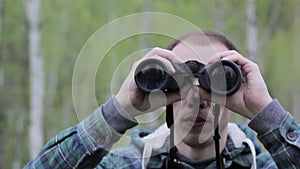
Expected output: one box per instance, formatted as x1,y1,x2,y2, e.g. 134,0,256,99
193,78,209,109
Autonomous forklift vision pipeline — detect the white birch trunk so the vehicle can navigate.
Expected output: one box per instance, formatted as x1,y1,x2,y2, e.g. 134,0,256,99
214,0,225,32
0,1,3,88
0,67,3,88
13,110,25,169
260,1,282,47
246,0,257,62
292,0,300,122
0,0,3,46
25,0,45,159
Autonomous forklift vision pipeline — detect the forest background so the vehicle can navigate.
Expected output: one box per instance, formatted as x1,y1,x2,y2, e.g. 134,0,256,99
1,0,300,168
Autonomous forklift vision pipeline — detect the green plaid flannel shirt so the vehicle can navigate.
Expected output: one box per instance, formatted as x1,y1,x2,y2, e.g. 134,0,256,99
24,98,300,169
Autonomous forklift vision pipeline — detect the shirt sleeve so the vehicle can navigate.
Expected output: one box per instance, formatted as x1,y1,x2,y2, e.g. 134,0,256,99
249,99,300,168
23,96,138,169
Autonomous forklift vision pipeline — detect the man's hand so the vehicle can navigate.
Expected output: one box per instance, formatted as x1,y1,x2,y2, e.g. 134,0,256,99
199,50,273,119
115,47,190,117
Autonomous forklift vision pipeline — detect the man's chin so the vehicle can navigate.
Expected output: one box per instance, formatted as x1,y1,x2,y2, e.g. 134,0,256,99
175,122,214,146
182,133,214,148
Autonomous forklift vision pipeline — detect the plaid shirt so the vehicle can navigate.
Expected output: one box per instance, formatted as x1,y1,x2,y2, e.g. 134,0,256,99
24,98,300,169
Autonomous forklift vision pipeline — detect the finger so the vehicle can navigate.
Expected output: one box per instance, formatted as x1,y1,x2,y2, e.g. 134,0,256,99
132,47,183,73
145,47,184,64
220,54,252,68
149,56,176,73
208,50,238,63
211,50,251,67
143,47,180,74
219,54,259,76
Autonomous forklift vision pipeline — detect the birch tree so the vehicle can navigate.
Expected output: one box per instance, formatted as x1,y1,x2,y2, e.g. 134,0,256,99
214,0,225,32
292,0,300,122
0,0,3,88
25,0,45,159
246,0,257,62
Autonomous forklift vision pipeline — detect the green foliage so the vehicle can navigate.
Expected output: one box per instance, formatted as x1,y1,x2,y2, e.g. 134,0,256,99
0,0,29,168
1,0,300,168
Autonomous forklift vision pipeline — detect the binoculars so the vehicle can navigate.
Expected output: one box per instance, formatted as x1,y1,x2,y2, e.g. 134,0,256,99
134,58,242,96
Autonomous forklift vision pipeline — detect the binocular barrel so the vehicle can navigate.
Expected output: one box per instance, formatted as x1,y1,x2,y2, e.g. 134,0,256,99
134,58,242,96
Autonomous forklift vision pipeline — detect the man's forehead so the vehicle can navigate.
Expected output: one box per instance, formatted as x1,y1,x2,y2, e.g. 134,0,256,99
172,42,217,63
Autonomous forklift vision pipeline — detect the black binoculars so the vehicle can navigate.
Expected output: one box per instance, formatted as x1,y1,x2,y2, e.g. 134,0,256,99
134,58,242,96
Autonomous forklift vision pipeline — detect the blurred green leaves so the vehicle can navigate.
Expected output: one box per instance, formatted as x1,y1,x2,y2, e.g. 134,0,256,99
1,0,300,168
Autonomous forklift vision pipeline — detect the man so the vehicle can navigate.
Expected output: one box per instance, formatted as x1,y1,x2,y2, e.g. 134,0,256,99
24,31,300,169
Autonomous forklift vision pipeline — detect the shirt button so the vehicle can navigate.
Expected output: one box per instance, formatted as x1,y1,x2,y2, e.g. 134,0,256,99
96,136,105,144
286,131,298,141
93,130,106,144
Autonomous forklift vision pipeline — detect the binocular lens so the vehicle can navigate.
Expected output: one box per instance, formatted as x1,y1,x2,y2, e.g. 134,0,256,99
210,66,236,90
224,66,239,90
135,60,170,92
207,60,241,95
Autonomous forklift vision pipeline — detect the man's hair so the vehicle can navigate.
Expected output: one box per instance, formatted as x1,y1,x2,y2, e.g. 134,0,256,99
166,30,238,51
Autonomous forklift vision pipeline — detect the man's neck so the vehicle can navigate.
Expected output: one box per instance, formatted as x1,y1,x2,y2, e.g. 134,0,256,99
175,128,228,161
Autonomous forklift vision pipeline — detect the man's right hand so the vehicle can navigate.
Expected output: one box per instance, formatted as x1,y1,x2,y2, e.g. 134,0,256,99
115,47,189,117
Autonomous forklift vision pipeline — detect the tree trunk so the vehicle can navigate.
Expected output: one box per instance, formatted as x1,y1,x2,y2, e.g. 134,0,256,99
214,0,225,32
0,0,3,46
292,0,300,122
246,0,257,62
260,0,282,47
141,0,151,49
12,110,25,169
25,0,45,159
